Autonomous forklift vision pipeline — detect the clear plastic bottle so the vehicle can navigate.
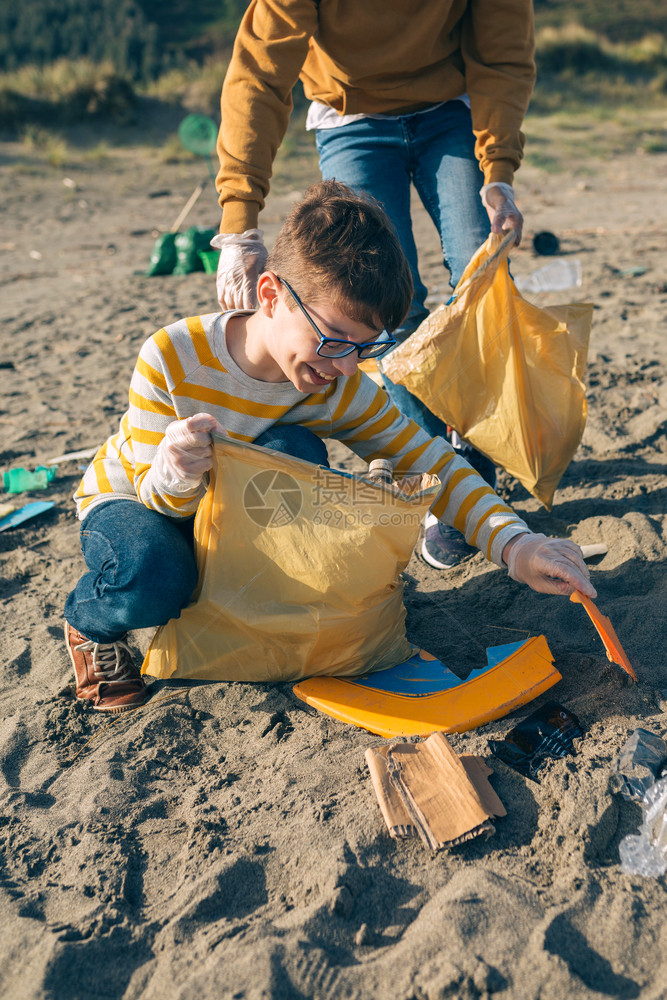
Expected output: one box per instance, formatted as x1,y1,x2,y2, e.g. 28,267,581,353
611,728,667,801
514,258,582,294
3,466,56,494
619,776,667,877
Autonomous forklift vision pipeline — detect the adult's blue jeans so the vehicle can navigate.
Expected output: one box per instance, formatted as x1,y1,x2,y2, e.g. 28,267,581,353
316,100,491,448
64,426,330,643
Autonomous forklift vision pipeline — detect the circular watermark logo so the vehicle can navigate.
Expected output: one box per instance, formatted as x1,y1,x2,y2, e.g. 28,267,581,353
243,470,303,527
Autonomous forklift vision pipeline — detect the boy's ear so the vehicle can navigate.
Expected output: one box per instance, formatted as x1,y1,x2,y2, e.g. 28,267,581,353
256,271,281,318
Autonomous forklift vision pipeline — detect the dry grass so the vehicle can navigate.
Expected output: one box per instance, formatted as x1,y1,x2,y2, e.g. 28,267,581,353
143,57,225,118
1,58,124,101
0,58,135,128
20,125,70,168
532,24,667,113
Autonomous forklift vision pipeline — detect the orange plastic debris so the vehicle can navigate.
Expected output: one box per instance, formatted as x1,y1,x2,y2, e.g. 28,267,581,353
570,591,637,681
293,635,560,738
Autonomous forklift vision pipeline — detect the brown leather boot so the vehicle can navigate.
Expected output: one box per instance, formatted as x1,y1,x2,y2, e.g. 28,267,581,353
65,622,149,713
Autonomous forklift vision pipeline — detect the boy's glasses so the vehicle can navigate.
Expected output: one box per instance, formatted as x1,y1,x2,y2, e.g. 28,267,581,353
279,277,396,360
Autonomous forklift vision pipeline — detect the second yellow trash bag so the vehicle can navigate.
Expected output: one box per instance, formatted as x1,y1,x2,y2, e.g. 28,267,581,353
142,436,440,682
381,233,593,509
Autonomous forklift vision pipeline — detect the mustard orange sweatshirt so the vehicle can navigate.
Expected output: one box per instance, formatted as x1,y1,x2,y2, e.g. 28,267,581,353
216,0,536,233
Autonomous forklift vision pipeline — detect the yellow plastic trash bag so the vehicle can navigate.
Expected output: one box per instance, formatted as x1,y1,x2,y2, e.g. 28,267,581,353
142,436,440,682
381,232,593,509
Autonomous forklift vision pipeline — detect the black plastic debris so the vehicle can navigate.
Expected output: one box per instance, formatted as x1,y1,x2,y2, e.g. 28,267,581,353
532,230,560,256
489,702,583,781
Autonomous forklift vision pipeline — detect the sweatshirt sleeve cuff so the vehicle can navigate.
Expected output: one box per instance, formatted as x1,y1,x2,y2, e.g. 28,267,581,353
490,525,531,569
220,199,260,234
483,161,516,187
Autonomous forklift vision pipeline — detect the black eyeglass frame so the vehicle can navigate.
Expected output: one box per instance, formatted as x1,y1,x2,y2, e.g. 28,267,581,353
279,277,396,360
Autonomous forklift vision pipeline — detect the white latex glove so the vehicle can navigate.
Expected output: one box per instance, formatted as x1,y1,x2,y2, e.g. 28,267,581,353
152,413,223,491
481,182,523,245
211,229,268,310
504,532,597,598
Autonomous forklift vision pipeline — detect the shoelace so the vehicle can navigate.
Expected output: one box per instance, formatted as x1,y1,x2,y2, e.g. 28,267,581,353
76,637,136,684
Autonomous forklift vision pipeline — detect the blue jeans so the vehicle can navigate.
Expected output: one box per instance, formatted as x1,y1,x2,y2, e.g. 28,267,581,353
316,100,490,444
64,426,330,643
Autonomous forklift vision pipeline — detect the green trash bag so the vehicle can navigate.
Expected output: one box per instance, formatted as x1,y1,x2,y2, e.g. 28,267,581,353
173,226,217,275
146,232,177,276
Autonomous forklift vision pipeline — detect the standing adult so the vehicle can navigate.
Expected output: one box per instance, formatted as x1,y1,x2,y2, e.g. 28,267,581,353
213,0,536,569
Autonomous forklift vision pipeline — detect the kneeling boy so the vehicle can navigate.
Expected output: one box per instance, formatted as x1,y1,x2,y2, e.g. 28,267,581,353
64,181,594,712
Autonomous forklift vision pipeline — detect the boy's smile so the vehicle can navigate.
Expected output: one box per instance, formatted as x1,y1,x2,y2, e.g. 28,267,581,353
308,366,337,386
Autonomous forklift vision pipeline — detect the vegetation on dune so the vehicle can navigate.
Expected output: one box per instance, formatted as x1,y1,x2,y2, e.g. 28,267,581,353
530,24,667,112
0,1,665,132
537,24,667,76
0,0,248,78
2,0,665,78
0,59,137,128
0,1,161,80
533,0,666,44
142,58,226,118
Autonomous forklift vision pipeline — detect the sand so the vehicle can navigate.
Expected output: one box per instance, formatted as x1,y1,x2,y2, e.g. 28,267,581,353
1,121,666,1000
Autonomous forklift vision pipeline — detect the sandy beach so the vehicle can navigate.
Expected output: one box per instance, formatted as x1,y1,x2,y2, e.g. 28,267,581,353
1,112,666,999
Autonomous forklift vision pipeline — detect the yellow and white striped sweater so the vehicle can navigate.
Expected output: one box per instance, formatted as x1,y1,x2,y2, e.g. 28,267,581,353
75,311,527,566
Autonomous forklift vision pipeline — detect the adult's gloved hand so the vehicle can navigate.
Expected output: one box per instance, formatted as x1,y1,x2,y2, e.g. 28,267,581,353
481,182,523,246
152,413,224,491
211,229,268,310
503,532,597,598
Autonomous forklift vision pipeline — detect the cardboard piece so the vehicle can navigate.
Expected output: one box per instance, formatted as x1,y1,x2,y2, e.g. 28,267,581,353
365,732,506,851
366,744,417,839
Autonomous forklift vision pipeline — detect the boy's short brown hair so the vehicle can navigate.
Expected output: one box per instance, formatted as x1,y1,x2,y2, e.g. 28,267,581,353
266,180,413,333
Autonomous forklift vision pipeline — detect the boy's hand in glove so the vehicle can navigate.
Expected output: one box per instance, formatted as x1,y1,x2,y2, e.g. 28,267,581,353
153,413,224,491
503,533,597,598
211,229,268,310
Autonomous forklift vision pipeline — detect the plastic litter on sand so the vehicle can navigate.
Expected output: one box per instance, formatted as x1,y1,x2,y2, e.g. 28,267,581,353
3,466,57,493
514,258,582,294
0,501,55,532
619,777,667,878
